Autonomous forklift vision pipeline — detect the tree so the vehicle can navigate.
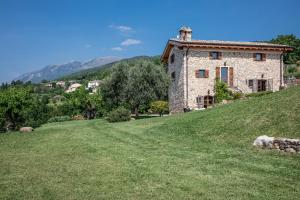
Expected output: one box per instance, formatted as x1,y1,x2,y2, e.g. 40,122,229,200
51,82,56,88
41,95,50,105
270,35,300,64
25,81,32,86
0,87,34,130
125,61,170,116
100,59,170,117
84,94,105,119
63,86,88,116
23,96,53,128
63,86,104,119
11,80,23,86
0,83,8,90
100,62,130,110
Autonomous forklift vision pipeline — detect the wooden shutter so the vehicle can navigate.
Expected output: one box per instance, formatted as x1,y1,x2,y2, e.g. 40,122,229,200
262,53,266,61
253,53,256,61
218,52,222,60
205,70,209,78
195,70,199,78
216,67,220,79
229,67,234,87
209,52,212,59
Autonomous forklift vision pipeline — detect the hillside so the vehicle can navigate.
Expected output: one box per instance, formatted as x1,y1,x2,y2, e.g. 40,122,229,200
13,56,122,83
58,56,161,81
0,86,299,199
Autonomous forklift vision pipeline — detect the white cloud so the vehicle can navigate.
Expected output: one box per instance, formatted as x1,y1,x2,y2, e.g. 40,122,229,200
116,25,132,32
121,39,142,46
84,44,92,48
111,47,123,51
109,24,133,33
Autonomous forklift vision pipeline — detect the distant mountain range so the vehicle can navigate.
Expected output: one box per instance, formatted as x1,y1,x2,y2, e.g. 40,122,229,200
58,56,159,81
14,56,122,83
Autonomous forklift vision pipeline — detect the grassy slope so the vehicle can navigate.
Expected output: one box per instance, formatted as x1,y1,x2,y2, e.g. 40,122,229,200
1,86,300,200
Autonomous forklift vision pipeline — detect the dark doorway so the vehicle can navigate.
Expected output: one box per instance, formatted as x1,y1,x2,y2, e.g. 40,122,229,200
257,80,267,92
204,95,214,108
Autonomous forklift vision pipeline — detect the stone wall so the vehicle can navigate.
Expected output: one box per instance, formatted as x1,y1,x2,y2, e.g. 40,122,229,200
168,47,185,113
186,48,282,109
253,135,300,153
168,46,284,112
273,138,300,153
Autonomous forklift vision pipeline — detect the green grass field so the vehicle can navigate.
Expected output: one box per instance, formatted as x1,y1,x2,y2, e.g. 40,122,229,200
1,86,300,200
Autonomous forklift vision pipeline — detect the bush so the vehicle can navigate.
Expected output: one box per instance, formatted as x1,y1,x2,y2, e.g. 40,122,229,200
150,101,169,116
214,79,232,103
72,115,85,120
232,92,243,100
287,65,297,73
293,71,300,78
54,102,80,117
106,107,131,123
47,116,71,123
245,91,273,98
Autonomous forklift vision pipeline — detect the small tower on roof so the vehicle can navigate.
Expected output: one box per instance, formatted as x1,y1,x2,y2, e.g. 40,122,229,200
179,26,192,41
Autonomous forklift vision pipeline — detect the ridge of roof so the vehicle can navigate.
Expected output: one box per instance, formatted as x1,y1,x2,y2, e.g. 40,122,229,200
169,38,291,48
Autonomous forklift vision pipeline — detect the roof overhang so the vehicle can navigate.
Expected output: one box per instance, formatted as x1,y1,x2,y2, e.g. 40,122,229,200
161,40,294,63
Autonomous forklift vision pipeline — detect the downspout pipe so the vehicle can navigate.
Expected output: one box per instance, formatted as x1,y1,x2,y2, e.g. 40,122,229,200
280,52,284,87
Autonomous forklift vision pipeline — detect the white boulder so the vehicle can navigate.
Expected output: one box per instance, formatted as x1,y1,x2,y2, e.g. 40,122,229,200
253,135,274,148
20,127,34,133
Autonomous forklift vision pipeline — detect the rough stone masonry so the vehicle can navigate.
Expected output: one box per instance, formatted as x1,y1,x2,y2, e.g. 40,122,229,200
253,135,300,153
161,27,293,113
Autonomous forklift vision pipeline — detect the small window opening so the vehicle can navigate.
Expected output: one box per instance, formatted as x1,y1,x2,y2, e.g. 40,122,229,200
170,54,175,64
171,71,176,81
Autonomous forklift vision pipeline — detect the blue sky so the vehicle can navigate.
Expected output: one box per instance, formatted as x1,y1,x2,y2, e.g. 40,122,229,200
0,0,300,83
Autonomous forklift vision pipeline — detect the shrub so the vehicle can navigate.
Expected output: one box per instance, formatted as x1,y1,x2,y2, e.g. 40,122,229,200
245,91,273,98
214,79,232,103
72,115,85,120
150,101,169,116
287,66,297,73
47,116,71,123
293,72,300,78
106,107,131,123
232,92,243,100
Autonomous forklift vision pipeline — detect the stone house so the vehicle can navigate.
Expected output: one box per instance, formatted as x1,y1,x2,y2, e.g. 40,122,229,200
65,83,82,93
161,27,293,113
87,80,102,89
56,81,66,88
87,80,102,94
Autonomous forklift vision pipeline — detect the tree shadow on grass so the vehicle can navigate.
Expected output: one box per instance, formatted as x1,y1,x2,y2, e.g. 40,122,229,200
134,115,161,120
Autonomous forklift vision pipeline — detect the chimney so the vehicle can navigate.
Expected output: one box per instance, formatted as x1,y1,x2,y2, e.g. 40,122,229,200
179,26,192,41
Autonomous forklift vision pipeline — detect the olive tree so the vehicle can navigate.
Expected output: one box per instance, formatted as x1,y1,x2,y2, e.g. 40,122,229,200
125,61,169,116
